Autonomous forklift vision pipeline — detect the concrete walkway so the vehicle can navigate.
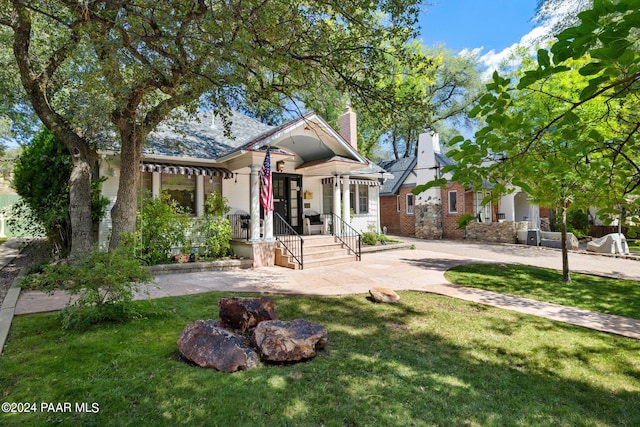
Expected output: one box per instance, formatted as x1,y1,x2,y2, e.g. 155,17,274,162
10,237,640,340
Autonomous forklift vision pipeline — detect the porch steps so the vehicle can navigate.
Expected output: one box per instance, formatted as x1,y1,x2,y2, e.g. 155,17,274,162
275,235,358,269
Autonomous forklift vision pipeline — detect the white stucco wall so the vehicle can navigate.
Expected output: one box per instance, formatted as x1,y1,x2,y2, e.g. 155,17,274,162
223,167,251,213
415,132,441,208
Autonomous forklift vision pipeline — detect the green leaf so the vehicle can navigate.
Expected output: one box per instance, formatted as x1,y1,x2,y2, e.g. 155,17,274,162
412,178,447,195
537,49,550,68
579,61,606,76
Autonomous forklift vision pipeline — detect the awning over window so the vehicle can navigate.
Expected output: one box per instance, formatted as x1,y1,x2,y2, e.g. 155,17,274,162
321,177,379,186
140,162,234,178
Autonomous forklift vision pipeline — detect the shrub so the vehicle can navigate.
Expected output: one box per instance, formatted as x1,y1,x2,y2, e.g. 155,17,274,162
19,243,153,329
135,191,192,265
195,192,232,258
361,231,378,246
568,209,590,238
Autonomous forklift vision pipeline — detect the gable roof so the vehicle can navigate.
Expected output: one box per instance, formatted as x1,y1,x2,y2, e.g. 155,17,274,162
378,151,456,196
378,157,417,196
229,111,366,164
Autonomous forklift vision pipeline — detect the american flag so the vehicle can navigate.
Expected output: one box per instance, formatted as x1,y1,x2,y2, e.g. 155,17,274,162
260,148,274,214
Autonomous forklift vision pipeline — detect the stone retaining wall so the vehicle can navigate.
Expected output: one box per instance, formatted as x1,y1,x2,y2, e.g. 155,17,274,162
466,221,528,243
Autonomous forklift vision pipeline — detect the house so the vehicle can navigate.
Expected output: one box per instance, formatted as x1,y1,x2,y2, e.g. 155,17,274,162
97,107,386,267
378,132,549,243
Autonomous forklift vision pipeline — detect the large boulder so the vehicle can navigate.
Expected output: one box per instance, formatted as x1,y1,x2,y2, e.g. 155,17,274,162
369,286,400,304
251,319,328,362
177,320,259,372
218,297,278,332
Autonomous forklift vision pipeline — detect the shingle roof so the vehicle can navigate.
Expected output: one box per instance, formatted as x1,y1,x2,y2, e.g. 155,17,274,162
378,157,417,196
144,110,275,159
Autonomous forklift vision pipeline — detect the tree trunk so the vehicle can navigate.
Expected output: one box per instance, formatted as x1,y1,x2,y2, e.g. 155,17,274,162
109,127,143,249
68,144,99,257
560,203,571,283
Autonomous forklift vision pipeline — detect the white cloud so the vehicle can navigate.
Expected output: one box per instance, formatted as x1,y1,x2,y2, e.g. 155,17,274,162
468,0,589,81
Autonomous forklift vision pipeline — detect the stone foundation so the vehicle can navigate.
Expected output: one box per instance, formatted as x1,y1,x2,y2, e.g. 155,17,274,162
414,203,443,240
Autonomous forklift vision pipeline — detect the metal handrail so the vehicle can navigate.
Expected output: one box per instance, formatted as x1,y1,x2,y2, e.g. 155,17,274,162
328,212,361,261
274,212,304,269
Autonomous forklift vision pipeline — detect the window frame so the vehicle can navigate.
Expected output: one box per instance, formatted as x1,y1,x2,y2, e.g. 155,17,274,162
448,190,458,214
406,193,414,215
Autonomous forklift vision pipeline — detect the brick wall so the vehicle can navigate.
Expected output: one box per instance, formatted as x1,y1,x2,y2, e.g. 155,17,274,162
441,183,466,239
398,186,416,236
380,195,401,234
379,186,416,236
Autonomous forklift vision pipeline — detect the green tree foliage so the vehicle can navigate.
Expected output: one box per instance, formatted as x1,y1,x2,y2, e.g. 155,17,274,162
12,129,108,256
300,42,482,160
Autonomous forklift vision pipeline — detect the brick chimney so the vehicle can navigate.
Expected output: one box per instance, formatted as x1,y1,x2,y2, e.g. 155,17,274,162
339,106,358,151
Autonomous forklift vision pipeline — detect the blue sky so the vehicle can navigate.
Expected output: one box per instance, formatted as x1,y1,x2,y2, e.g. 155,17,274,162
418,1,540,54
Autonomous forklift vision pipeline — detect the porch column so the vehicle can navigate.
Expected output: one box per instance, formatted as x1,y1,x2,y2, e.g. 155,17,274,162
249,164,261,242
342,175,351,226
151,172,160,198
195,175,204,217
333,175,341,234
264,208,274,242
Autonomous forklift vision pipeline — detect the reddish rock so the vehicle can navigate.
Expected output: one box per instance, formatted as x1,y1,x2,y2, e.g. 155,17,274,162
251,319,328,362
177,320,259,372
369,286,400,304
218,297,278,332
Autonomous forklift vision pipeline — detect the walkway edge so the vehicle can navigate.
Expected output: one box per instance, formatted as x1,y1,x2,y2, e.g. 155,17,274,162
424,283,640,340
0,266,28,355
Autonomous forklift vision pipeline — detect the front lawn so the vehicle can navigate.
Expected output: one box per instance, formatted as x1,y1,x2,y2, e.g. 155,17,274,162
445,263,640,320
1,291,639,426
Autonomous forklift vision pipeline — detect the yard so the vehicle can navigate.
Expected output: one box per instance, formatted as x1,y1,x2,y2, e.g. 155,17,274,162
1,285,639,426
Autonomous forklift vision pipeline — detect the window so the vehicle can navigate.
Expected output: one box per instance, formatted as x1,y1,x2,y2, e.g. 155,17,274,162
396,195,401,212
204,175,222,201
358,185,369,214
322,182,333,214
406,194,414,215
140,172,153,193
448,191,458,214
162,174,196,214
475,191,492,222
347,183,369,215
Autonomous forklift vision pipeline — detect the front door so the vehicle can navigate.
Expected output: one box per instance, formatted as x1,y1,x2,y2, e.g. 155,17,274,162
272,173,302,232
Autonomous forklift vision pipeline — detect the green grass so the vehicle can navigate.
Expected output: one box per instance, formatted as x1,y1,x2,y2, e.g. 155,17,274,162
1,291,639,426
629,240,639,252
446,263,640,320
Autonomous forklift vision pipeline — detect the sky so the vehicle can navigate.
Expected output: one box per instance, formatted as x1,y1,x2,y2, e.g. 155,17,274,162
419,1,540,54
417,0,549,78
